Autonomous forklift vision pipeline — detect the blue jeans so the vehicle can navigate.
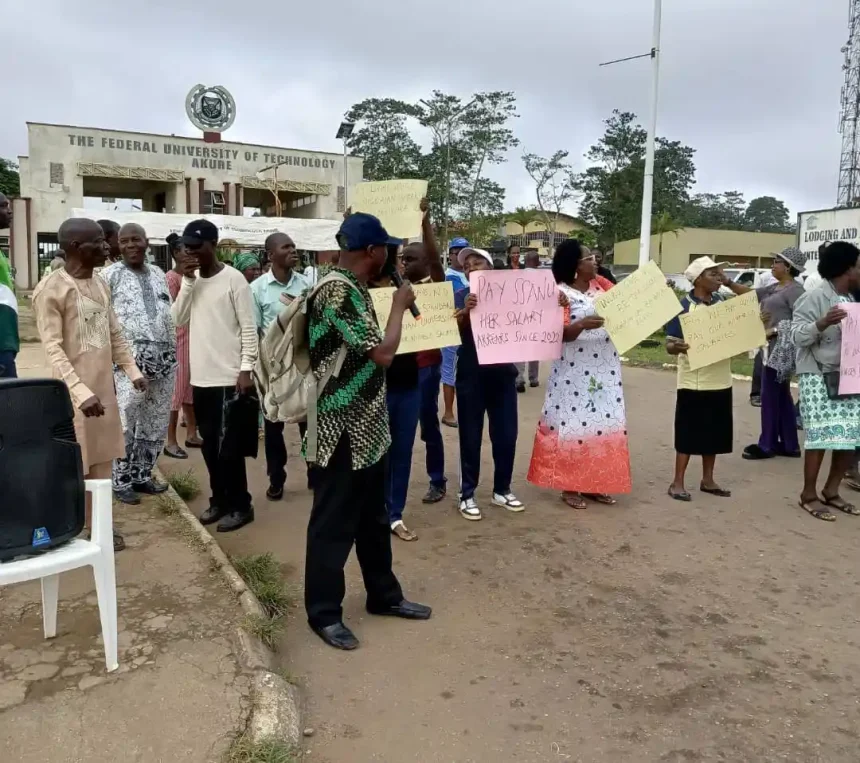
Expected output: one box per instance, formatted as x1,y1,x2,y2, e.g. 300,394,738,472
385,385,421,524
419,365,446,489
0,351,17,378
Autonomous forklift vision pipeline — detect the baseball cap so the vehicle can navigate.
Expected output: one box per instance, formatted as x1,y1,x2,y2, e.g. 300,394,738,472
458,247,494,267
684,256,719,284
449,237,469,250
337,212,400,250
181,219,219,247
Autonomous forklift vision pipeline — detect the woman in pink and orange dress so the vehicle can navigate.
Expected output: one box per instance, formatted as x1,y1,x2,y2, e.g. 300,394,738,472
527,239,631,509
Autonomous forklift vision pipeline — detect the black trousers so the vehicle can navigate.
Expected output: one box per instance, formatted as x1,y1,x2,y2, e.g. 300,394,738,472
263,419,308,490
193,386,252,513
456,375,518,500
304,436,403,627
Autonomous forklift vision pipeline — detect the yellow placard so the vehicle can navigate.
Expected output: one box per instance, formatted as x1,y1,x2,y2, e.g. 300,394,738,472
680,291,766,371
592,260,683,355
351,180,428,239
370,281,461,354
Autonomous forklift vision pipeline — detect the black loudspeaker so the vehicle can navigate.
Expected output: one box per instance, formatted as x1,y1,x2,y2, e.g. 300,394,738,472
0,378,85,561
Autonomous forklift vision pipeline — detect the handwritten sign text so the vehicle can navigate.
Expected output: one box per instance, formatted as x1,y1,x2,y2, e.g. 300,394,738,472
469,270,563,364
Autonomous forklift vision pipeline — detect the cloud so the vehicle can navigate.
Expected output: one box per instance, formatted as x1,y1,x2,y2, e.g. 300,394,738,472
0,0,847,218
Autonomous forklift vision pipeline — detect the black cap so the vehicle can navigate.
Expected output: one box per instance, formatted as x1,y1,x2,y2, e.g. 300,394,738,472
180,219,219,247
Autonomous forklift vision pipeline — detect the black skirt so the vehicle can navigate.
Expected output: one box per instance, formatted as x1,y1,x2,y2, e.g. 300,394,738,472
674,388,733,455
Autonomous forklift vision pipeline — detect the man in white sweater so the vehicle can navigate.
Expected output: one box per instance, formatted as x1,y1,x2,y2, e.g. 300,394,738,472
171,220,259,532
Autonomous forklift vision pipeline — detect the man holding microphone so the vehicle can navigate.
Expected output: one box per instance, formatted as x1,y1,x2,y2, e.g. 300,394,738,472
303,212,432,650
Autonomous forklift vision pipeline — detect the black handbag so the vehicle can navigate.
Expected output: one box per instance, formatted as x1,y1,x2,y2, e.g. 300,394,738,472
223,393,260,459
823,370,860,401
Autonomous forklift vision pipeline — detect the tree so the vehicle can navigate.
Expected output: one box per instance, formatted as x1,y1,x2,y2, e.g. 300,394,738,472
457,91,519,225
507,206,539,235
343,98,422,181
652,212,684,267
745,196,791,233
522,150,578,249
0,159,20,197
577,110,696,246
573,228,598,249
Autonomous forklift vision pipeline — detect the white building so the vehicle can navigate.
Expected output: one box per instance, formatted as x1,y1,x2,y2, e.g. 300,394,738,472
8,122,363,288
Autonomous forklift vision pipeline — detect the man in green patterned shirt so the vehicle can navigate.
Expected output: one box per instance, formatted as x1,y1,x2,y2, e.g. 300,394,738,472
304,212,432,650
0,192,19,378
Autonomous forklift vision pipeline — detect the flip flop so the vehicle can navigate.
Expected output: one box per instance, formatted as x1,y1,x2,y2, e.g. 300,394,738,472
391,521,418,541
668,487,692,502
561,492,587,510
799,498,836,522
845,479,860,493
700,485,732,497
163,444,188,460
821,493,860,516
583,493,617,505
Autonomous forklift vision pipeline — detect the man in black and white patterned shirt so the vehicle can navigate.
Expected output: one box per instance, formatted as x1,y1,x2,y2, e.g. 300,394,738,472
102,223,176,505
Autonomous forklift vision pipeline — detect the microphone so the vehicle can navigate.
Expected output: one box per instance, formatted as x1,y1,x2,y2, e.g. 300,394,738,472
389,268,421,320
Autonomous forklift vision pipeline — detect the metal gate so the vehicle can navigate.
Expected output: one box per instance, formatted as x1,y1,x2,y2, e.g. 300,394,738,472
36,233,61,279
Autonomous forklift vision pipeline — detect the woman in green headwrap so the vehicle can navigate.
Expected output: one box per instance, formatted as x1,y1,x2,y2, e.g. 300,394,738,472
233,252,262,284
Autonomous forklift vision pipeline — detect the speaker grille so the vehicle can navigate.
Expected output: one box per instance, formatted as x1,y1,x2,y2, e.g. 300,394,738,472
0,378,85,560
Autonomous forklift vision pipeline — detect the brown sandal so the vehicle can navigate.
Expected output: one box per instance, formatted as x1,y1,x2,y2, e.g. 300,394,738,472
562,492,587,510
583,493,617,505
798,497,836,522
391,521,418,541
821,493,860,516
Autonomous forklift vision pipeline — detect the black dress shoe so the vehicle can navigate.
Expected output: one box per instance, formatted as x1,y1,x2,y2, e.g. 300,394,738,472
199,504,227,525
133,479,169,495
366,599,432,620
266,484,284,501
217,509,255,532
114,488,141,506
310,622,359,650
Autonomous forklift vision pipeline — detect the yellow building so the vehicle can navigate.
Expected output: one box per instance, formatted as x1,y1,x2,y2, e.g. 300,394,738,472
613,228,796,274
504,212,590,259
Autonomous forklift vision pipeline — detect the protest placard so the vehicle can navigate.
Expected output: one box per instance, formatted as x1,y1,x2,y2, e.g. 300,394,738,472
351,180,429,239
468,270,563,364
680,291,766,371
839,303,860,394
370,281,460,354
592,260,682,355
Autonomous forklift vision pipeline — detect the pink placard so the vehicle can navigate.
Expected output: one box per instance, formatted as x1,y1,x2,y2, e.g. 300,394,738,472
839,303,860,394
469,269,564,364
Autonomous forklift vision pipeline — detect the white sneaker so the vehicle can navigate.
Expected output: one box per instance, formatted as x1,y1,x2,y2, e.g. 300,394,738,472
459,497,482,521
492,492,525,512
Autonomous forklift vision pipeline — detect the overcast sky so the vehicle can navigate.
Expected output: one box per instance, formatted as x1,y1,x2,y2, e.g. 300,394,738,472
0,0,849,219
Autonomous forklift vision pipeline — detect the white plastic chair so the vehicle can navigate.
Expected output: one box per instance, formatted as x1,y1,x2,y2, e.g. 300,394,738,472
0,479,118,672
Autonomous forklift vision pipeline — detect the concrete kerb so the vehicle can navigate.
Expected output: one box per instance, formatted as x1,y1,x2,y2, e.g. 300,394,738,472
152,467,302,750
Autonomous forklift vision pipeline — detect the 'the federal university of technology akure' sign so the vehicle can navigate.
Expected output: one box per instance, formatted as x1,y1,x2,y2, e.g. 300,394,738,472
65,132,339,172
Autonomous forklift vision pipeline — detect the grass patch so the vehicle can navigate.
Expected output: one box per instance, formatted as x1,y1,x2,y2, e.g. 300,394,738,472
243,613,285,649
165,469,201,501
233,554,296,618
623,333,755,377
226,734,297,763
155,495,179,516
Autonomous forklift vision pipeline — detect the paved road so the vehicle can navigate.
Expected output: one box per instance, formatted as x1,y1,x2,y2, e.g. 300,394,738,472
159,364,860,762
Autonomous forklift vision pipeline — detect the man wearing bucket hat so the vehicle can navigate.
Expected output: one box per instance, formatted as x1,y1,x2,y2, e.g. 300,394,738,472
719,247,808,461
664,256,735,502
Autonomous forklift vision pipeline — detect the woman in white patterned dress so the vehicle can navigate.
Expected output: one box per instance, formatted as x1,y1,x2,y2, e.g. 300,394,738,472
528,240,632,508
